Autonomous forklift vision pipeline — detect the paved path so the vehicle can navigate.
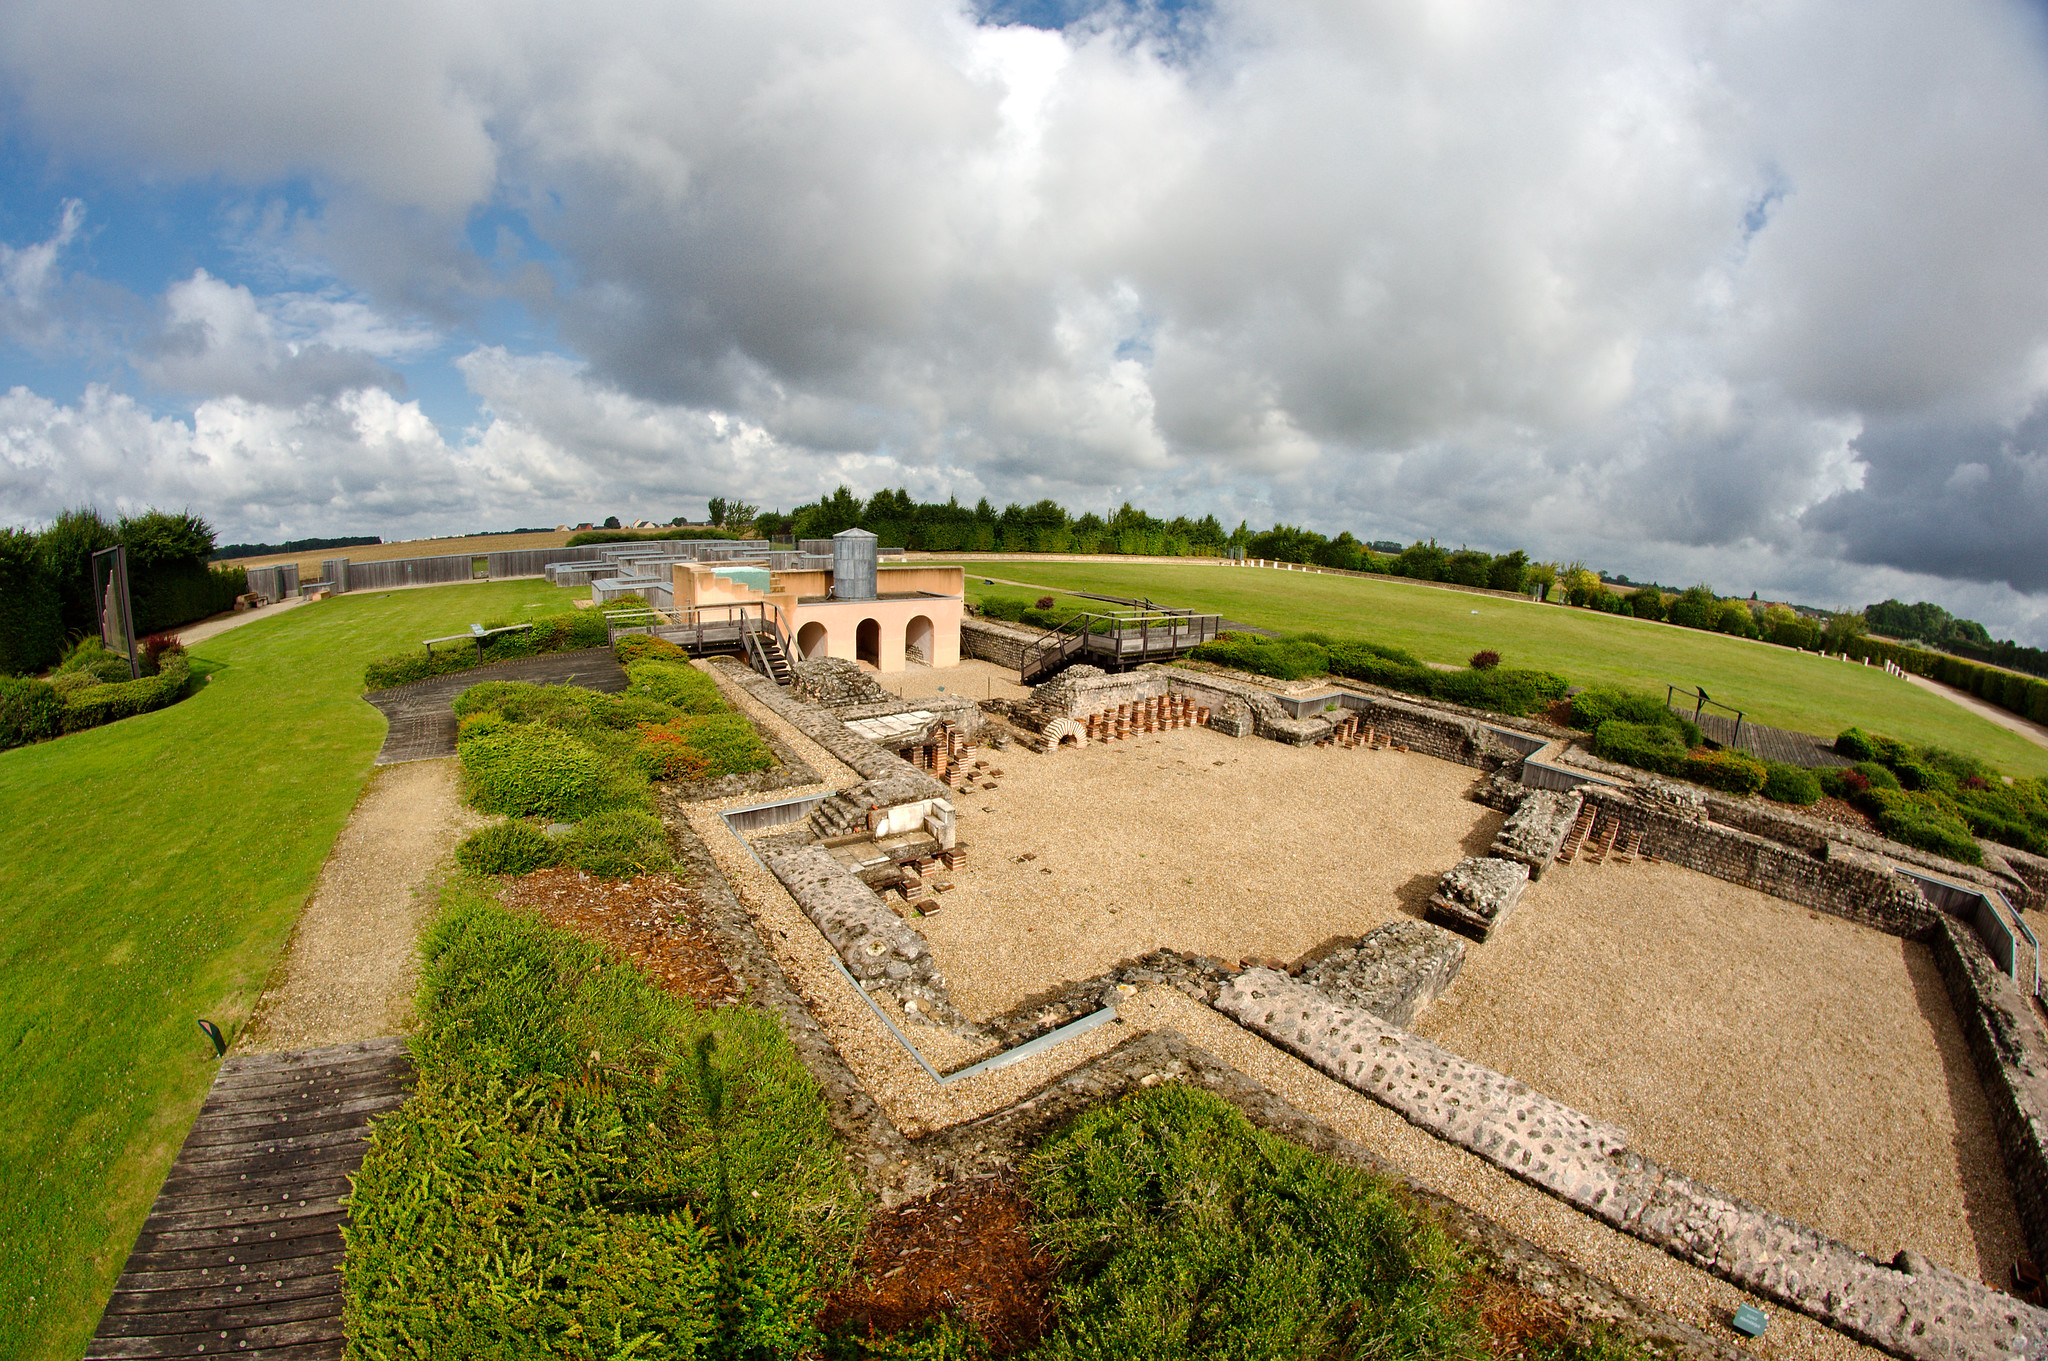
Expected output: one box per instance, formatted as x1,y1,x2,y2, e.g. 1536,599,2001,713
1902,672,2048,753
360,647,628,763
172,596,309,647
85,1039,410,1361
1680,709,1855,768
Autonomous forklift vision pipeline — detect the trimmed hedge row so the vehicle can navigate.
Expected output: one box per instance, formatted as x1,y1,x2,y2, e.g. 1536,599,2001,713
1189,632,1569,717
1828,726,2047,861
1842,634,2048,729
364,603,647,689
1573,686,1822,805
0,653,195,749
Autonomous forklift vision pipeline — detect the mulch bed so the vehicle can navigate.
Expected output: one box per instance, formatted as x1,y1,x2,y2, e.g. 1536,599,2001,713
500,869,739,1004
818,1176,1057,1354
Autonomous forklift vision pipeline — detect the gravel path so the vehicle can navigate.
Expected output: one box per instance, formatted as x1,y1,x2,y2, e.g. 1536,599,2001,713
920,724,1501,1017
1416,857,2023,1284
237,759,488,1052
172,595,309,646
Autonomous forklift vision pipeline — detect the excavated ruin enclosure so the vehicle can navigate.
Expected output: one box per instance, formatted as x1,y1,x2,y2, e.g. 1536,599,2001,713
649,653,2048,1361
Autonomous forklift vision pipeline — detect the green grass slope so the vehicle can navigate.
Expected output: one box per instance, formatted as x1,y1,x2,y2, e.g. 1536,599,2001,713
0,580,583,1361
949,560,2048,778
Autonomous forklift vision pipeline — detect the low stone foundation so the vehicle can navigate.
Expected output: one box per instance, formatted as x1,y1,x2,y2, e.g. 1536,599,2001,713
1491,788,1584,879
1298,921,1466,1028
759,843,963,1024
1215,968,2048,1361
1427,856,1532,941
959,616,1041,671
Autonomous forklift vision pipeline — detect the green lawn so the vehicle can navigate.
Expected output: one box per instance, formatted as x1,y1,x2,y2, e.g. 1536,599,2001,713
0,579,585,1361
948,560,2048,779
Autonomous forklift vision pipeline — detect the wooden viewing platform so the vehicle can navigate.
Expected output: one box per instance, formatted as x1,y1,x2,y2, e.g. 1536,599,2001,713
85,1038,411,1360
1020,609,1224,684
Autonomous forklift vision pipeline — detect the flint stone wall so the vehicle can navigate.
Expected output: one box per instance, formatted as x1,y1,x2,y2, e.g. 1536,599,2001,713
1925,914,2048,1276
761,844,951,998
1427,856,1531,940
1300,921,1466,1028
959,617,1041,670
1215,968,2048,1361
712,657,949,798
791,657,894,708
1491,788,1584,879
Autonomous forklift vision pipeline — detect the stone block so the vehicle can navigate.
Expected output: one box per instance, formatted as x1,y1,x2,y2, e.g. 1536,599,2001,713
1491,788,1583,880
1299,920,1466,1027
1426,856,1530,941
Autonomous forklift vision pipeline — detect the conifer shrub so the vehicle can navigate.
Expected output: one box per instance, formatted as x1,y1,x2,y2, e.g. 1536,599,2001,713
455,820,561,876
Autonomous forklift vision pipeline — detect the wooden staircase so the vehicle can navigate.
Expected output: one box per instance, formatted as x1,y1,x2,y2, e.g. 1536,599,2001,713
746,624,794,686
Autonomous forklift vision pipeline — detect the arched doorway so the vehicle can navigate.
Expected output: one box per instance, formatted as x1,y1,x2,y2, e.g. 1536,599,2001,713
856,617,881,668
905,614,934,667
797,621,828,659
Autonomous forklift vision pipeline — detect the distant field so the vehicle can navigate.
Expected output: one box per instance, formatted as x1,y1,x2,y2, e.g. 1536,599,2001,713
218,529,574,577
0,578,585,1361
945,558,2048,779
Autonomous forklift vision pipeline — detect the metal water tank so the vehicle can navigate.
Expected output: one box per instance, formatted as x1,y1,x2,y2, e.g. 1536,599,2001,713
831,528,878,601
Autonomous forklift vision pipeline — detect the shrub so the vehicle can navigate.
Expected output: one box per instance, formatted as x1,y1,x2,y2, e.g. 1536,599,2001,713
1190,633,1331,682
1434,666,1566,716
1023,1084,1481,1360
638,713,775,781
59,637,140,683
625,660,725,714
62,654,193,733
139,633,185,675
455,820,561,876
1570,686,1699,745
1035,595,1055,609
47,671,99,697
1591,719,1688,775
1863,789,1982,865
560,809,674,877
1468,649,1500,670
453,680,606,730
1680,747,1768,795
615,633,691,665
1627,588,1667,621
1823,768,1870,799
1761,762,1822,805
0,676,63,749
364,610,615,688
459,725,616,819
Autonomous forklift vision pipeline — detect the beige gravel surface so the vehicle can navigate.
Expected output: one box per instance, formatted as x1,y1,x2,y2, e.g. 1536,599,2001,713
1417,857,2023,1284
237,758,488,1053
870,657,1034,704
921,724,1500,1017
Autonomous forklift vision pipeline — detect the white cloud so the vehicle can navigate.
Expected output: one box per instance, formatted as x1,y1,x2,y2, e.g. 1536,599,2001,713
0,199,86,347
3,0,2048,634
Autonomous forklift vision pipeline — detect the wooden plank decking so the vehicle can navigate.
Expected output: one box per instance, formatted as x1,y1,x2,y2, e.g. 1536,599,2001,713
85,1037,411,1360
361,647,629,763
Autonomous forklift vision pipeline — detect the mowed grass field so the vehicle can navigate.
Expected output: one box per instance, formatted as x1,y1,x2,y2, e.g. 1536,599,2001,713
947,559,2048,779
0,578,585,1361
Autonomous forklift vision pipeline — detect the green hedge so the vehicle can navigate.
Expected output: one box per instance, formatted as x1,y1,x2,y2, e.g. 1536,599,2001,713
364,609,616,688
459,725,620,819
343,882,856,1359
625,659,726,714
558,810,675,878
1839,635,2048,729
1680,747,1767,795
0,677,63,749
0,527,62,676
1190,634,1331,681
1761,762,1821,805
1590,719,1688,775
129,562,246,635
1865,789,1982,865
60,654,193,734
455,820,561,876
1830,726,2044,861
1188,632,1567,717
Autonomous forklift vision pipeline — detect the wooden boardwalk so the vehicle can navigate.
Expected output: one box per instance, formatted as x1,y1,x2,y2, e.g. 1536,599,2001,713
1680,709,1854,768
361,647,628,763
86,1038,411,1360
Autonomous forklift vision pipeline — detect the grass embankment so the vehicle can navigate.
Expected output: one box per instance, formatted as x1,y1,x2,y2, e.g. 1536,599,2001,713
353,881,1645,1361
0,578,583,1361
949,561,2048,778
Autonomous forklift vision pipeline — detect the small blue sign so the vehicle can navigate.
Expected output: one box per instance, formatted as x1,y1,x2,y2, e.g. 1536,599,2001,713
1732,1305,1768,1338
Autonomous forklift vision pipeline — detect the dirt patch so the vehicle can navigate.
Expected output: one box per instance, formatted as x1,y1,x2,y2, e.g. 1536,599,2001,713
501,869,739,1005
819,1176,1055,1354
238,757,488,1053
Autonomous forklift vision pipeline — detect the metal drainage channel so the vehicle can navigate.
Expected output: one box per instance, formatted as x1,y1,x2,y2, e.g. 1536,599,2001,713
717,794,1118,1085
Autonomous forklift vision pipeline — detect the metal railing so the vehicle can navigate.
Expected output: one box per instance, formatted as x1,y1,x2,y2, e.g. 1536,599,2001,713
606,600,792,661
1020,609,1223,683
1667,683,1746,750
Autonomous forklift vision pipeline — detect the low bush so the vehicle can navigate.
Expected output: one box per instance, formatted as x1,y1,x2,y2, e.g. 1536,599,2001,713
0,676,63,749
1569,685,1694,739
1432,666,1567,716
1468,649,1500,670
139,633,185,675
459,725,618,819
47,670,99,697
1023,1084,1483,1360
61,654,193,733
1035,595,1055,610
637,714,775,782
1680,747,1768,795
1191,633,1332,681
364,608,621,688
615,633,691,665
1761,762,1822,805
59,637,141,683
453,680,605,729
559,809,674,878
344,882,858,1359
455,820,561,876
1864,789,1982,865
626,659,726,714
1590,718,1689,775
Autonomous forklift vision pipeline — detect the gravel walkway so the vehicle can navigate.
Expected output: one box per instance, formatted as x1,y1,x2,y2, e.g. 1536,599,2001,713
919,724,1501,1017
237,759,488,1053
1415,858,2023,1284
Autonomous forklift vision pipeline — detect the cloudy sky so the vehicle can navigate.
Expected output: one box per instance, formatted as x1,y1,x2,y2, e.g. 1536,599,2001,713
2,0,2047,639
